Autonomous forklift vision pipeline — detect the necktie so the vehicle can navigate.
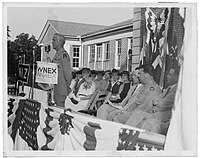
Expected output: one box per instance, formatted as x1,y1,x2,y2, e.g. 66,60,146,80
131,85,138,96
163,87,171,98
74,79,84,96
106,80,112,91
73,79,79,91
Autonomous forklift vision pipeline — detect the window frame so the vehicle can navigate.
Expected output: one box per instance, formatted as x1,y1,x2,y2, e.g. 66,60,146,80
96,44,102,62
72,45,80,68
117,39,122,67
90,45,95,62
104,42,110,61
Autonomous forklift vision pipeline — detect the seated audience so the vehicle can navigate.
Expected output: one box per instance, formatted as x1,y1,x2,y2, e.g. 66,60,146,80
125,67,180,135
86,70,107,109
65,68,95,111
107,64,162,124
70,69,82,91
79,69,121,116
97,70,131,119
90,70,97,82
94,70,112,108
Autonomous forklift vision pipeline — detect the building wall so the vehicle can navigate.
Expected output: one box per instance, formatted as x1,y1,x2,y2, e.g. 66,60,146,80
132,8,142,70
109,40,116,69
39,14,143,71
121,37,128,71
83,45,88,68
82,32,132,71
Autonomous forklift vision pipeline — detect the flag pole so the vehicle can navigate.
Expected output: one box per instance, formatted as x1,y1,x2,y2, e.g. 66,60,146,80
29,46,35,99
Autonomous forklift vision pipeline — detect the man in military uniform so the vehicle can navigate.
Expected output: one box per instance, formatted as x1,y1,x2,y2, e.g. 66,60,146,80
125,67,180,134
51,33,72,107
108,64,162,124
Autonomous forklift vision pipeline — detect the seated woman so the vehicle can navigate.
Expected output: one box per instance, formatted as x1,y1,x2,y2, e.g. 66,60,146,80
65,68,95,111
97,71,131,120
87,70,112,110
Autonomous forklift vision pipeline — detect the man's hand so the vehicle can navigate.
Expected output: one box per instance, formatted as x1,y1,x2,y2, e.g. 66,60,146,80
45,85,54,91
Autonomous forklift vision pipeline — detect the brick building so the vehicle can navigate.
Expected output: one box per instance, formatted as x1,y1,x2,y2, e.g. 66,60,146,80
38,8,143,71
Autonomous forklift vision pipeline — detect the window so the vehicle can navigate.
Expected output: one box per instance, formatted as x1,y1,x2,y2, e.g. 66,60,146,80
130,38,133,49
96,44,102,61
117,39,122,67
104,42,110,60
90,45,95,62
72,45,80,68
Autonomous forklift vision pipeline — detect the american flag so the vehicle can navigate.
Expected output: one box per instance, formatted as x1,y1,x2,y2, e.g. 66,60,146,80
139,8,170,87
139,7,185,89
8,96,164,151
117,128,140,150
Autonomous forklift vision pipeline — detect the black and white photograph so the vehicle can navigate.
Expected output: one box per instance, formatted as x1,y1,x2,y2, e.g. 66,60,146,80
3,2,198,157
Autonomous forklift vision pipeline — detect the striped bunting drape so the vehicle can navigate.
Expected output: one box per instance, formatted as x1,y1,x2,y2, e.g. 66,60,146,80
8,96,164,151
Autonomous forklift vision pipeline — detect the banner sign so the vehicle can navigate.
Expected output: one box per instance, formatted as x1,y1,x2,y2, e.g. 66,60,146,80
36,62,58,84
18,64,30,83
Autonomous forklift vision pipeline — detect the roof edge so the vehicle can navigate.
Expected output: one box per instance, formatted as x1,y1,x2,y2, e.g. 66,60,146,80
81,23,133,38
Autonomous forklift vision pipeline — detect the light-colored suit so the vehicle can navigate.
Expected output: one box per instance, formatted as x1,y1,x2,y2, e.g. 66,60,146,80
97,83,141,120
109,79,162,124
52,47,72,107
125,84,177,134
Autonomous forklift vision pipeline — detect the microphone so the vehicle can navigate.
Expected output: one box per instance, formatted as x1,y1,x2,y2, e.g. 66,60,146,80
45,45,51,53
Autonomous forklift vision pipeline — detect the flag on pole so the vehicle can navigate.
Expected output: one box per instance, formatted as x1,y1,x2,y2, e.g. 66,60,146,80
140,8,170,85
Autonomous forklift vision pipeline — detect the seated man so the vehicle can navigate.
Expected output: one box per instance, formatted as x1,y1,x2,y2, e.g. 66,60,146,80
97,71,131,119
125,67,180,135
108,64,162,124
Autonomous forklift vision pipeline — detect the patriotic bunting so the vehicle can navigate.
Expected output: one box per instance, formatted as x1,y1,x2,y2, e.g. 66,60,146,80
8,96,164,151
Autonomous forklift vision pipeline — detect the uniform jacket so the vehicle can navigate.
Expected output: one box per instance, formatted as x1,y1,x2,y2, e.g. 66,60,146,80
124,79,162,112
152,84,178,122
52,47,72,95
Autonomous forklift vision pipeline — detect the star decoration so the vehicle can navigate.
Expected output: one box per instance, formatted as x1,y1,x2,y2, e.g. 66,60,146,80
151,146,158,151
119,129,123,133
126,129,130,134
143,145,148,151
135,143,140,151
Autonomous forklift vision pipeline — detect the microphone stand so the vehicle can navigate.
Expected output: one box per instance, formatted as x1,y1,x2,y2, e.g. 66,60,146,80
45,45,54,105
29,46,36,99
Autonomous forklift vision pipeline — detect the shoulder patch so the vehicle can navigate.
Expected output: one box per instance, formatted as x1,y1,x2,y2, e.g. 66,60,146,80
149,87,155,91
